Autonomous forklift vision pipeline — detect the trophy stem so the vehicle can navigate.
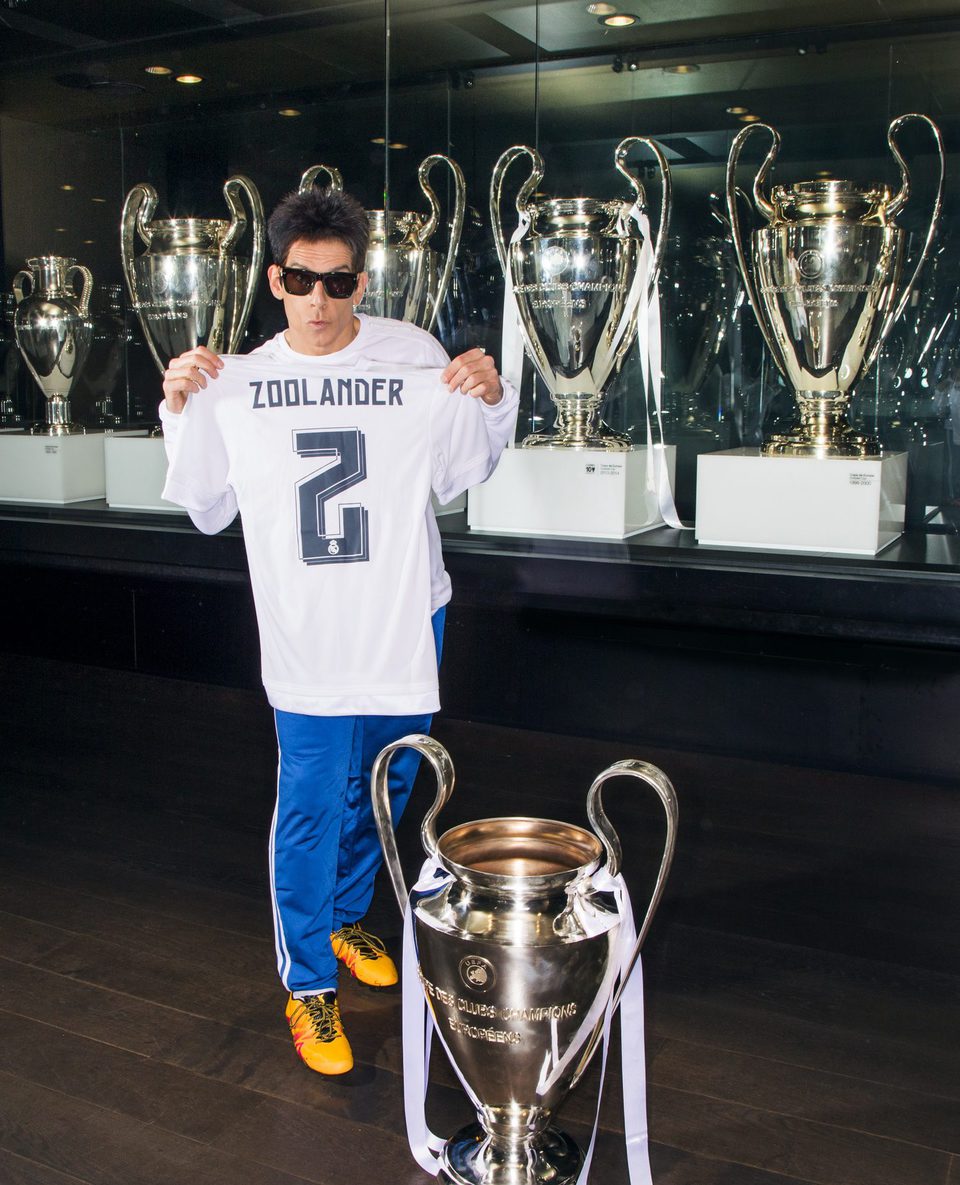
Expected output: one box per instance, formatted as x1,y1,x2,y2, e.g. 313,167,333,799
31,396,84,436
763,392,877,457
522,395,631,450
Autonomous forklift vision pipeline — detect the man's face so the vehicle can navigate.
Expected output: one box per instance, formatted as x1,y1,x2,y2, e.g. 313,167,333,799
267,237,368,356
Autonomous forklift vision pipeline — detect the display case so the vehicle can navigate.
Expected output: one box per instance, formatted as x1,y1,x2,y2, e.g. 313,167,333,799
2,3,960,780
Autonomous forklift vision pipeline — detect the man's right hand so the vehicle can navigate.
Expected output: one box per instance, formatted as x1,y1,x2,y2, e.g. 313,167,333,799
162,345,224,413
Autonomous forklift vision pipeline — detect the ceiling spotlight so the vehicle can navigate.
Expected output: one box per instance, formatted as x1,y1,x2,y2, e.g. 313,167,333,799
726,105,749,115
370,136,387,145
586,1,616,12
739,113,761,123
278,108,301,117
599,12,640,27
60,184,75,191
144,65,172,76
91,197,107,203
665,64,700,74
388,142,408,150
175,74,203,85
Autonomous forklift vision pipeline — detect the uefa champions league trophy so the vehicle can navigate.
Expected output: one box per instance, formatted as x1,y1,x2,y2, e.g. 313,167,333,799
726,113,944,457
12,256,94,434
371,734,678,1185
121,175,264,373
298,156,466,333
490,137,671,449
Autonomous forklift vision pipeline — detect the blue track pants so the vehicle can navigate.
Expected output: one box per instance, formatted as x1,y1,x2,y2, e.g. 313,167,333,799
269,607,444,994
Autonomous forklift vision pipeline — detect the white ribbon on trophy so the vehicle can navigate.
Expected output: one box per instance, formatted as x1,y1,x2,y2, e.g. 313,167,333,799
499,210,533,441
399,857,655,1185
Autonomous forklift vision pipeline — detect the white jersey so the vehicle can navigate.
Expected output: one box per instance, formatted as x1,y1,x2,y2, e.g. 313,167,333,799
163,353,500,715
159,316,518,610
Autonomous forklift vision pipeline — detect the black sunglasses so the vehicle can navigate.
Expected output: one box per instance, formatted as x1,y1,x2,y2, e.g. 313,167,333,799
278,266,359,299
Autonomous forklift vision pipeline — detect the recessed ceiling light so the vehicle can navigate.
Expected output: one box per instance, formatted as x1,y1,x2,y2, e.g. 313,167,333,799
176,74,203,85
587,2,617,13
91,197,107,203
54,227,66,232
665,64,700,74
83,239,95,245
278,108,301,117
370,136,386,145
144,66,172,76
739,113,761,122
726,105,749,115
388,142,408,150
599,13,640,27
60,184,75,191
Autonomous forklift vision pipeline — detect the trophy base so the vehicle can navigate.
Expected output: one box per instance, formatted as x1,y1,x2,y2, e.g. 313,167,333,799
104,430,185,513
440,1123,582,1185
468,446,675,539
30,422,86,436
695,447,907,555
521,426,632,451
0,430,105,503
762,432,879,459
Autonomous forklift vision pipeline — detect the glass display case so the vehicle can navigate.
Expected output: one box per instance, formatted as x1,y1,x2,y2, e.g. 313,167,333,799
0,0,959,558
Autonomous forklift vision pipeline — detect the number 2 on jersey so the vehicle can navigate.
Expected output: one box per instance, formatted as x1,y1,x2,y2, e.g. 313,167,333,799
294,428,369,564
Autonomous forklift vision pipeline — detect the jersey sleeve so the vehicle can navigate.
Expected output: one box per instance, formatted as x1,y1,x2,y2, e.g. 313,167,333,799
160,393,238,534
429,379,516,505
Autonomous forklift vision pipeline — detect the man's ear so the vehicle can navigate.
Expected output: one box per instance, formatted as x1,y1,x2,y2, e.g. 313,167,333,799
267,264,284,300
353,271,368,307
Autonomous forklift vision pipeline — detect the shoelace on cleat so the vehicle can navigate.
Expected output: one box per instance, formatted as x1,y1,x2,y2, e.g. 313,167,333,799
299,995,342,1043
333,923,389,962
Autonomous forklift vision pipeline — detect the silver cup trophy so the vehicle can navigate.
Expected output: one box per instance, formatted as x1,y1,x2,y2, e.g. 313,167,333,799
491,138,671,449
372,734,678,1185
121,175,265,373
12,256,94,434
726,113,945,457
299,156,466,333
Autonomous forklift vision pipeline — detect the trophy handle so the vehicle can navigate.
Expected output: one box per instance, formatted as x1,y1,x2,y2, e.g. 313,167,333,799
489,144,544,277
417,154,466,332
586,759,678,1004
298,164,345,195
370,733,455,914
725,123,789,373
121,183,166,373
867,113,946,366
221,175,265,353
12,269,32,304
614,136,672,297
68,264,93,316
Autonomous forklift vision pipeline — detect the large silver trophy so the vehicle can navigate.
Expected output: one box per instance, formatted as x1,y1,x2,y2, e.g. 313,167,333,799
372,734,678,1185
726,113,944,457
491,138,670,449
121,175,264,372
298,157,466,332
12,256,93,434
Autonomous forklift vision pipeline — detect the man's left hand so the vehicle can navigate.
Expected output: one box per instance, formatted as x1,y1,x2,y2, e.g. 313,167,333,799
442,348,504,406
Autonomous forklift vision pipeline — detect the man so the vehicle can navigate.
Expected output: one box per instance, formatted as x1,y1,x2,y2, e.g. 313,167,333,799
160,186,518,1075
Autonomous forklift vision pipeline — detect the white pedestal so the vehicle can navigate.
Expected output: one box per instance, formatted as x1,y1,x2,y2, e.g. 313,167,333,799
695,448,908,555
467,446,675,540
104,430,184,513
0,432,105,504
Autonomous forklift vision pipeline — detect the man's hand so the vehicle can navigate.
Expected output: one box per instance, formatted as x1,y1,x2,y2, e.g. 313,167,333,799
442,348,503,406
162,345,225,413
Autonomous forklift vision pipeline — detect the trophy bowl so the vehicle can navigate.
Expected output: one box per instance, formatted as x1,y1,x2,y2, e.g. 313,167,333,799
121,175,264,373
491,138,670,450
12,255,94,435
726,114,945,457
372,735,678,1185
299,156,466,332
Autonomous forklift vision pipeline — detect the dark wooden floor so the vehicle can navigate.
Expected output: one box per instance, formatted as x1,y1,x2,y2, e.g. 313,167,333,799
0,653,956,1185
